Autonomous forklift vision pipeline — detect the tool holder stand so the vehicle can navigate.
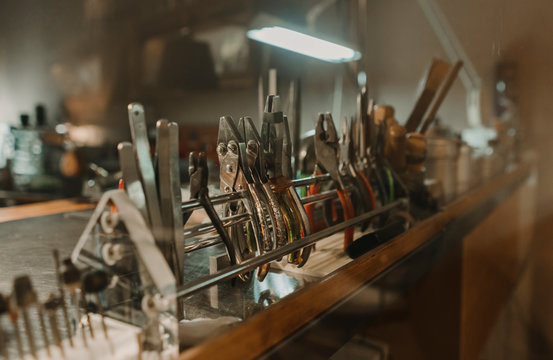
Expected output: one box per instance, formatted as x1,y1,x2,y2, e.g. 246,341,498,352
71,190,178,357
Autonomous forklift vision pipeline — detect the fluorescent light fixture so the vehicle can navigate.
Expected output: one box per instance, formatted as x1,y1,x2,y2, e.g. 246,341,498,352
247,26,361,63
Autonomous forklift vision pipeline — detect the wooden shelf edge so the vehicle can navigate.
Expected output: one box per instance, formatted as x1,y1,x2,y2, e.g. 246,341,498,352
179,163,532,360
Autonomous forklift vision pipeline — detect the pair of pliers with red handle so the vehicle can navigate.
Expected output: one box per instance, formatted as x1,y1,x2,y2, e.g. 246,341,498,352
339,117,376,227
314,112,356,250
352,87,378,211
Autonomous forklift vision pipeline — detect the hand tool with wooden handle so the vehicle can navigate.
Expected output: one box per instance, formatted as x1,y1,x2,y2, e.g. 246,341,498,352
404,58,451,132
420,60,464,134
384,123,407,173
406,132,427,174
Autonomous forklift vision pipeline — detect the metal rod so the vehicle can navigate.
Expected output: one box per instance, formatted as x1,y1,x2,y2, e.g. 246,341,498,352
180,175,330,214
291,174,331,187
184,235,224,252
37,306,51,357
175,199,406,299
183,213,251,239
52,250,73,347
301,185,356,205
301,189,340,205
181,192,245,213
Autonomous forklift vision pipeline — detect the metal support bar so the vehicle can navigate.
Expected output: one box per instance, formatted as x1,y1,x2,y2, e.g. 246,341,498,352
300,186,353,205
183,213,251,239
291,174,332,187
181,192,245,213
184,236,225,252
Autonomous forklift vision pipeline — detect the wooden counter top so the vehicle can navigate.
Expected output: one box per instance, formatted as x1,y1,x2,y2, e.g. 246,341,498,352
0,199,94,223
0,164,532,359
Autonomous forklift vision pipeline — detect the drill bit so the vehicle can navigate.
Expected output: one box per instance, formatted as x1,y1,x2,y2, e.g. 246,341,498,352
37,303,51,357
82,270,110,338
60,258,88,346
12,276,38,359
53,250,74,347
0,293,10,359
4,293,24,360
44,294,64,357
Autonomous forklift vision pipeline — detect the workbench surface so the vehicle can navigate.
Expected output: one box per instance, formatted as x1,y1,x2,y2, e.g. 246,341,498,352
0,163,534,360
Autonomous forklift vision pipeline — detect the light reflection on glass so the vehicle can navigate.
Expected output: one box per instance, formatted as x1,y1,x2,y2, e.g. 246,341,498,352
253,270,298,304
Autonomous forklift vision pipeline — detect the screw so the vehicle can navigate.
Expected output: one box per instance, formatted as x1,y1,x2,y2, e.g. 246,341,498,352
216,143,227,156
228,141,238,154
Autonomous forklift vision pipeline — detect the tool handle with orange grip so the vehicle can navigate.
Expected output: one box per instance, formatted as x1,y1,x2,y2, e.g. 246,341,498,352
336,188,355,250
356,170,376,210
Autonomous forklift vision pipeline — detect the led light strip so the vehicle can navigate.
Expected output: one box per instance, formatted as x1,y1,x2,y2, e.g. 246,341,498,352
247,26,361,63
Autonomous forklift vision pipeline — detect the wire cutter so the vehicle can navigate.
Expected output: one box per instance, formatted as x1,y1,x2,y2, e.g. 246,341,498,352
217,116,272,280
314,112,356,250
188,151,237,268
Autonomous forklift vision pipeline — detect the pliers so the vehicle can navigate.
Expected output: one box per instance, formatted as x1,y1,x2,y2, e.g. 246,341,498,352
188,151,237,268
357,89,390,207
217,116,272,281
236,117,283,281
314,112,356,250
281,114,313,267
260,96,312,266
339,118,376,228
237,116,287,252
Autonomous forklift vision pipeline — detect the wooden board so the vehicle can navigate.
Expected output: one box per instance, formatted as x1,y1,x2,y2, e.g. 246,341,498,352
0,199,94,223
359,169,535,360
460,180,532,359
